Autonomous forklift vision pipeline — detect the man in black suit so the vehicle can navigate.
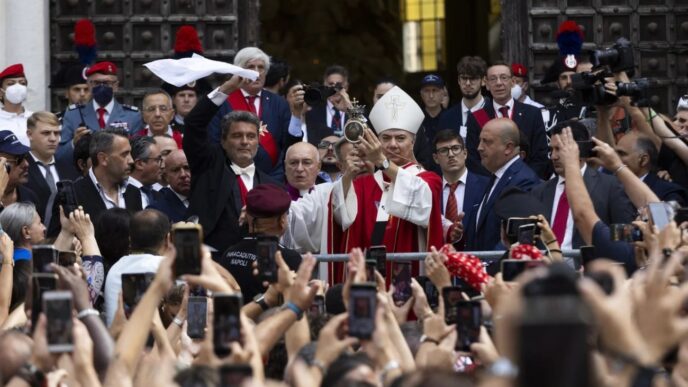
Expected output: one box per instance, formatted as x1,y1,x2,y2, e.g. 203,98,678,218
73,128,142,221
463,118,541,251
464,63,549,178
148,149,190,222
304,65,350,146
529,120,636,249
25,111,79,220
615,131,688,206
183,76,280,254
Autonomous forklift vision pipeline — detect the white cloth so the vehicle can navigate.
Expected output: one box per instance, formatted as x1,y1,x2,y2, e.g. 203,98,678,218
144,54,259,87
88,168,127,209
551,164,587,250
29,152,59,184
230,163,255,190
0,108,33,146
103,253,164,326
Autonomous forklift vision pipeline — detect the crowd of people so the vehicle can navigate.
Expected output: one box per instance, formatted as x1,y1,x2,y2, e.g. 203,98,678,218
1,19,688,386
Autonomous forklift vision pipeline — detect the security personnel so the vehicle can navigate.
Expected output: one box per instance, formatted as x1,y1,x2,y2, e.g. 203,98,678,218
58,61,142,159
51,64,91,124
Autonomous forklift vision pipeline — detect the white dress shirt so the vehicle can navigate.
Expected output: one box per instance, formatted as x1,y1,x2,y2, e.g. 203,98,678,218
29,152,60,184
493,98,515,119
442,168,468,215
88,168,127,209
551,164,587,250
92,99,115,124
127,176,150,208
0,108,33,146
460,97,485,139
326,100,346,131
230,163,256,191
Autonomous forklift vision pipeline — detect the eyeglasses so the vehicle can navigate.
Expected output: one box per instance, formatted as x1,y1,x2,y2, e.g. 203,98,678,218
88,80,118,87
140,156,163,165
435,145,464,156
317,140,337,149
4,153,27,165
459,76,481,84
486,75,511,84
143,105,172,113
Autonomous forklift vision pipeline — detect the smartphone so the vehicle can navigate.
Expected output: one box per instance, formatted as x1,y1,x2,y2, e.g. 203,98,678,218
348,283,377,339
675,208,688,224
187,296,208,339
392,262,412,305
121,272,155,318
56,180,79,216
580,245,596,267
309,295,326,318
442,286,464,325
173,223,203,277
417,276,439,309
506,218,539,239
256,235,278,283
218,364,253,387
518,224,536,245
32,245,58,273
58,251,77,267
648,202,671,230
455,301,482,352
31,273,58,332
501,259,546,282
366,245,387,278
213,293,243,357
43,291,74,353
577,141,598,158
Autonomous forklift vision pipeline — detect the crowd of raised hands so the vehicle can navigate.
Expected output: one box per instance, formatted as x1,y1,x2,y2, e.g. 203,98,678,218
4,207,688,387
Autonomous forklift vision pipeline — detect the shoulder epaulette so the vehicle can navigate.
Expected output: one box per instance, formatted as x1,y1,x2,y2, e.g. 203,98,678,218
122,104,139,112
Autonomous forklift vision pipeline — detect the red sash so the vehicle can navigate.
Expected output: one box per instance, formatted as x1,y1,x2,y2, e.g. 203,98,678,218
227,90,279,166
236,175,248,205
473,108,491,128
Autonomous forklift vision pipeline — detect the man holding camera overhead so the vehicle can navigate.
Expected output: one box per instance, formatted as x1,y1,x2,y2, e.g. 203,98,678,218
330,86,444,282
304,65,352,146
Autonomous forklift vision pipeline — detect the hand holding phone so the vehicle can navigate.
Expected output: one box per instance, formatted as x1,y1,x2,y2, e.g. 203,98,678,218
455,301,482,352
173,223,203,277
392,262,412,305
366,245,387,279
256,235,278,284
43,291,74,353
348,283,376,339
32,245,58,273
121,273,155,318
213,293,243,357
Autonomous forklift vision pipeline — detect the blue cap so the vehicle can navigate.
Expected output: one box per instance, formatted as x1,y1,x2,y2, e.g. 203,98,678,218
421,74,445,88
0,131,30,155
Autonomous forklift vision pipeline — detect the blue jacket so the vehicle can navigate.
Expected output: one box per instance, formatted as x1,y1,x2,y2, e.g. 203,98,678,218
147,187,188,223
644,172,688,206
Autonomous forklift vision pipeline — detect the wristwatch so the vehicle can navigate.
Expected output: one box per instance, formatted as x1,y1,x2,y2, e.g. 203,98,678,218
378,157,390,170
253,292,270,311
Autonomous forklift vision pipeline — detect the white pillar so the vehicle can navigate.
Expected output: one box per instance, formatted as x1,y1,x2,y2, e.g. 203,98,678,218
0,0,50,112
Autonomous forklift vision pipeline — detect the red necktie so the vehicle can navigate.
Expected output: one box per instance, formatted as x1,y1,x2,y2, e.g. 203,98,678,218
445,181,461,222
332,109,341,133
498,105,510,118
552,186,570,244
97,107,107,129
246,95,258,115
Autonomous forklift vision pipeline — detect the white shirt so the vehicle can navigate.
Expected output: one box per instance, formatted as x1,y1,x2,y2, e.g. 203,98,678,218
29,152,59,184
0,107,33,146
92,99,115,124
326,100,346,133
493,98,515,119
461,97,485,139
240,89,262,114
230,163,256,191
103,253,164,326
442,168,468,216
551,164,587,250
144,125,174,137
88,168,128,209
127,176,150,208
477,155,520,222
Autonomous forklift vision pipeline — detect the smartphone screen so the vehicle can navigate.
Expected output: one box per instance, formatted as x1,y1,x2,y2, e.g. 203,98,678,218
501,259,546,282
187,296,208,339
507,218,539,239
309,295,326,318
648,202,671,230
392,262,412,305
32,245,57,273
348,284,376,339
43,291,74,353
455,301,482,352
256,235,278,283
56,180,79,216
518,224,536,245
442,286,463,325
218,364,253,387
58,251,77,267
417,276,439,309
31,273,58,332
174,228,202,277
121,273,155,318
577,141,597,158
366,245,387,278
213,293,243,357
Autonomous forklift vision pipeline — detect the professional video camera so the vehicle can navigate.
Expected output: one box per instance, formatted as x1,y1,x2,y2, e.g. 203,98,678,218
615,78,650,107
302,82,344,106
570,70,618,106
589,37,635,75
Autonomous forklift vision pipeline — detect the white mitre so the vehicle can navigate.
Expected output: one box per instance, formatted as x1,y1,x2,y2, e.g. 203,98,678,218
369,86,424,135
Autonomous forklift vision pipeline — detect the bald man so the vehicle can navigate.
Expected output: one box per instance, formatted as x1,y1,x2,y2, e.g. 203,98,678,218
464,117,541,251
285,141,321,200
148,149,191,222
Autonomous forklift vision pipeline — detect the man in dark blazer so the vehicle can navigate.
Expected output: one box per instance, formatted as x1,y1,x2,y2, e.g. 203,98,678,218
464,118,541,251
184,76,281,254
72,128,143,221
431,129,490,244
304,65,350,147
464,63,549,178
24,112,79,221
147,149,190,222
615,131,688,206
529,120,636,249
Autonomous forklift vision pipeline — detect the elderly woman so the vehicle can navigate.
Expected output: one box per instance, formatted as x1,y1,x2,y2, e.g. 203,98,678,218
0,202,46,313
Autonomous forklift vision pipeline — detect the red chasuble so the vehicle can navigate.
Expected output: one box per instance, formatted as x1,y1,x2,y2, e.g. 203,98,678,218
227,89,279,166
328,164,444,284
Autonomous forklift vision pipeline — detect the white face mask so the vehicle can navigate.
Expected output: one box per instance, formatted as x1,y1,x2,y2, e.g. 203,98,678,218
3,84,27,105
510,83,522,101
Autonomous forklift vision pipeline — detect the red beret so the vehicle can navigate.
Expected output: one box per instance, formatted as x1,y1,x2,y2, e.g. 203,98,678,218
246,184,291,218
0,64,25,82
85,61,118,77
511,63,527,78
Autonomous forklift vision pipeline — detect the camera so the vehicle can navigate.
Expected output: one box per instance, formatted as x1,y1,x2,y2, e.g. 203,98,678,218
302,82,343,106
616,78,650,107
570,70,618,106
589,37,635,75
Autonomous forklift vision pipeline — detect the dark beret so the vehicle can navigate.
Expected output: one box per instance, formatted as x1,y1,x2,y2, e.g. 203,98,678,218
494,187,548,222
246,184,290,218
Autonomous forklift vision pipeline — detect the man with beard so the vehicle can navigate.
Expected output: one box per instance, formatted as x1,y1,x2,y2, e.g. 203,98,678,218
316,135,342,182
